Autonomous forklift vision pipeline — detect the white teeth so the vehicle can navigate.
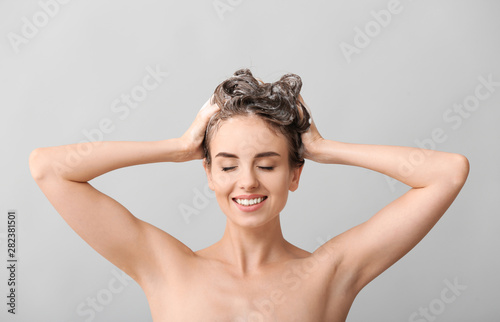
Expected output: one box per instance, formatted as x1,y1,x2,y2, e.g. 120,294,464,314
235,197,265,206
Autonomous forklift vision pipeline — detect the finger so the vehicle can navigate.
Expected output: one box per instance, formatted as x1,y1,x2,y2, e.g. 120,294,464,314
195,99,219,133
298,94,313,124
200,95,220,114
199,95,212,111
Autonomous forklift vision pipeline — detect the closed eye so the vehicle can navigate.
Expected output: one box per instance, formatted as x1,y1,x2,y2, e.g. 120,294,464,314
221,166,274,172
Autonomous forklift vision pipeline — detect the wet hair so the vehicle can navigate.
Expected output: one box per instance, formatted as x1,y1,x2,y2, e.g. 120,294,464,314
204,68,311,168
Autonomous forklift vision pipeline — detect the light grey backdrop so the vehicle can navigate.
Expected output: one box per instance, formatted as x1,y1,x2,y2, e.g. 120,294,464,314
1,0,499,321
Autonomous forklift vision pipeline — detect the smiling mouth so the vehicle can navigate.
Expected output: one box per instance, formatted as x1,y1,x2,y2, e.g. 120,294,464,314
233,196,268,206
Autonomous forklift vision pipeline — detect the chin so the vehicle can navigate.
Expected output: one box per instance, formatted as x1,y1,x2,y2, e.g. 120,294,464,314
224,210,280,229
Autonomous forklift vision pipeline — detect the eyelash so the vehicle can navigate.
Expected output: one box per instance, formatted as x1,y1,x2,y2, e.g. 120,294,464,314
221,166,275,172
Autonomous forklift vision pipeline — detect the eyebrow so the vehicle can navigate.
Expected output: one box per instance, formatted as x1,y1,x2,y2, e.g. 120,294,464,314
214,151,281,159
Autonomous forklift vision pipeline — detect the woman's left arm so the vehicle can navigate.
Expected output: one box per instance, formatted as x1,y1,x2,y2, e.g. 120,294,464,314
303,104,469,293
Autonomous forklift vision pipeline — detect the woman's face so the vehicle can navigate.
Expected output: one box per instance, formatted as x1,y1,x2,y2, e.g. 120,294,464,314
204,114,303,228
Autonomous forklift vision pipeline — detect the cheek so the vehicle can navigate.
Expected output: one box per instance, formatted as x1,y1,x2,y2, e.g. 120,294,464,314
210,172,234,202
211,171,233,189
264,171,293,194
212,180,235,215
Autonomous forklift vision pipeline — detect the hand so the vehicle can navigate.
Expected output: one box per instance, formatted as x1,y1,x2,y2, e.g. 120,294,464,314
298,95,324,162
179,95,220,161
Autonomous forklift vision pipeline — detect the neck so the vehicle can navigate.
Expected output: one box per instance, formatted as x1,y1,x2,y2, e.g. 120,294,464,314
217,216,289,275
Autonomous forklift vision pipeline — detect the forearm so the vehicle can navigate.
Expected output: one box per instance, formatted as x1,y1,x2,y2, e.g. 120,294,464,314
29,139,187,183
312,140,469,188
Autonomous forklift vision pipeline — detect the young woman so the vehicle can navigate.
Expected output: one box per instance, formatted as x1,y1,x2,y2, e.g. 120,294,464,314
29,69,469,321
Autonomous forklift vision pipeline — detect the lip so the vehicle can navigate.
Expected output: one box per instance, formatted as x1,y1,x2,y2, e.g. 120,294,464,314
233,194,267,199
232,195,268,213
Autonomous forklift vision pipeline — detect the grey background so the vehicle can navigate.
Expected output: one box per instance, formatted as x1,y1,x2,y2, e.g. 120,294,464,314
1,0,499,321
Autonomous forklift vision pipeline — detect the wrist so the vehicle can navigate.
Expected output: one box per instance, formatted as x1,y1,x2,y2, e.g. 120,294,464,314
306,139,339,164
171,137,203,162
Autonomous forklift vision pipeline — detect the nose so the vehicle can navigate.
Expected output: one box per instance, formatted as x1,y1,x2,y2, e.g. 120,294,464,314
238,166,259,191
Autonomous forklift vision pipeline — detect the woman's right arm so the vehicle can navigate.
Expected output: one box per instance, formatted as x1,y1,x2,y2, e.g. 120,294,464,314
30,139,188,182
29,97,219,285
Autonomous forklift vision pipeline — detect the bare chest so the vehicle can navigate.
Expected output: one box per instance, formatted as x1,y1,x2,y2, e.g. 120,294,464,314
144,260,352,322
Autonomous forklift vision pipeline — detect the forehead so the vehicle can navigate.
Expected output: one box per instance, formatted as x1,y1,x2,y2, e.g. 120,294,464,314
210,115,288,156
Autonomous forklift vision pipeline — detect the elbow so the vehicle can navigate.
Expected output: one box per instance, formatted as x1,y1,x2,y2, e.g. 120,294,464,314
29,148,50,182
447,153,470,188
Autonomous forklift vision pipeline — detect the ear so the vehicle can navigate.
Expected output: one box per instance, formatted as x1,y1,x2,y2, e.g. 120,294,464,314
203,159,215,191
289,164,304,192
